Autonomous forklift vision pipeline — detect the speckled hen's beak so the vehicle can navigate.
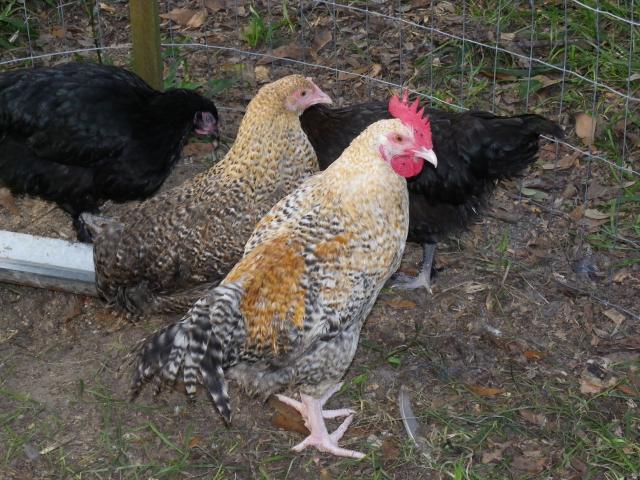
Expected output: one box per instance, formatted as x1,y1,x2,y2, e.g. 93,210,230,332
305,77,333,106
413,146,438,168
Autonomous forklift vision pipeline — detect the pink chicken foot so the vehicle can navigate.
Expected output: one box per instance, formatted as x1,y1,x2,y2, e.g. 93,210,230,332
275,382,365,459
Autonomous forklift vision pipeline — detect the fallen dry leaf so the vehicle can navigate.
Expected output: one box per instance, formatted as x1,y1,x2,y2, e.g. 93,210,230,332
0,329,18,344
254,65,270,83
523,350,545,362
187,9,208,28
337,65,370,81
541,151,579,170
579,216,608,231
312,30,333,53
271,412,309,436
584,208,609,220
188,435,204,449
369,63,383,77
580,361,617,394
511,454,547,473
435,1,456,15
603,308,625,326
519,410,547,428
384,299,417,310
183,142,214,157
531,74,563,88
575,112,597,146
380,438,401,461
586,180,610,200
482,447,505,464
204,0,225,12
569,205,585,221
463,282,489,294
51,26,67,39
0,187,19,215
570,456,588,474
268,396,309,435
466,385,505,396
160,8,198,27
62,297,82,323
99,2,116,14
612,269,632,284
319,467,332,480
617,384,639,396
257,43,306,65
481,440,512,464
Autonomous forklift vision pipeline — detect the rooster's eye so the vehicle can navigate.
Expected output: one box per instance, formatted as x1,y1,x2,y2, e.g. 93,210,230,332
395,135,403,142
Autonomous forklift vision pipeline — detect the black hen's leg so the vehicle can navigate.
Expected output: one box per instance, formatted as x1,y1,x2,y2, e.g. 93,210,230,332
72,214,95,243
389,243,437,293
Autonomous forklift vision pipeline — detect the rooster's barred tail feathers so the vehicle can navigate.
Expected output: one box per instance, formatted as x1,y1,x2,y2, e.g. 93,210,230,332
131,284,245,423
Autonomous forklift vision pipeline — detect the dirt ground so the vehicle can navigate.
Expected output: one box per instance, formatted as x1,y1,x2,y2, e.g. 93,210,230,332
1,1,639,479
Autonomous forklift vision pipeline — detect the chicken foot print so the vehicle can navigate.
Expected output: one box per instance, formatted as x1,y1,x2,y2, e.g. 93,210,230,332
276,383,364,459
389,242,436,292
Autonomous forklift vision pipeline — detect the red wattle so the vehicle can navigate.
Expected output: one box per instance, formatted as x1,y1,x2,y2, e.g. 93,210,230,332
390,155,424,178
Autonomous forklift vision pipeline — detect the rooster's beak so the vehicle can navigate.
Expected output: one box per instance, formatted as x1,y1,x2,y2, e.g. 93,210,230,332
413,147,438,168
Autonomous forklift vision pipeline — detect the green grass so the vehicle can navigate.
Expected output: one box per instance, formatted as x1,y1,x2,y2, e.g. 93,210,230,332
0,387,63,469
0,0,31,50
0,0,60,49
241,2,298,48
394,372,638,479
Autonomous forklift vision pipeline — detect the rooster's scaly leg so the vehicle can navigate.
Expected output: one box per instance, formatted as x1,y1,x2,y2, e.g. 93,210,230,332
275,383,364,459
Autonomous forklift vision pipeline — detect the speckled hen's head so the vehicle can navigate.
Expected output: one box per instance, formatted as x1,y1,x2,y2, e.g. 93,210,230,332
349,118,438,179
249,75,332,117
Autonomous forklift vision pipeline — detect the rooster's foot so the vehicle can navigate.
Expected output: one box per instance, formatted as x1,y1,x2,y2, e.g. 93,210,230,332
275,383,364,459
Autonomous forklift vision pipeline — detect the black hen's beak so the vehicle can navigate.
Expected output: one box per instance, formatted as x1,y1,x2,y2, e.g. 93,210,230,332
194,111,219,137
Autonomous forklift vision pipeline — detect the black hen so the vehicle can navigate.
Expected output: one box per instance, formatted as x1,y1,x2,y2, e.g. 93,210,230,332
0,62,219,241
301,101,563,290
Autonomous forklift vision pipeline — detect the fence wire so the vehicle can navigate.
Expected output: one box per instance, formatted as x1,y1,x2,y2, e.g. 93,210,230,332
1,1,639,307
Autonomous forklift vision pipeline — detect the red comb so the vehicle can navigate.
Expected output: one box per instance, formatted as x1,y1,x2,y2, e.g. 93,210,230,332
388,91,433,150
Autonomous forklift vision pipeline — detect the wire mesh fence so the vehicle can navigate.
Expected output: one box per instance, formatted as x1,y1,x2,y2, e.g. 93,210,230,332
3,5,640,477
1,1,639,299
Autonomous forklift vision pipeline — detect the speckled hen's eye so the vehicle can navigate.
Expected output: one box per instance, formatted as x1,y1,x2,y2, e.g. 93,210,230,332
300,90,307,97
395,134,403,142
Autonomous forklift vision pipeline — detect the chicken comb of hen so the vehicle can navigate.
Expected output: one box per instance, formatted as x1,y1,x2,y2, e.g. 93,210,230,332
388,91,433,150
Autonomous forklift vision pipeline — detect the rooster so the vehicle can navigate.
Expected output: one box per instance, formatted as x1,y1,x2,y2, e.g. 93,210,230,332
91,75,332,314
131,94,438,458
0,62,219,242
300,98,563,290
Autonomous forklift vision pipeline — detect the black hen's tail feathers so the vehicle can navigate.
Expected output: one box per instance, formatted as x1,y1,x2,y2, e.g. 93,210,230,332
470,113,564,181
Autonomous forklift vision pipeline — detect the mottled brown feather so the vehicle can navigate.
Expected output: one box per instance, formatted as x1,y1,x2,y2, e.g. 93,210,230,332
226,236,306,353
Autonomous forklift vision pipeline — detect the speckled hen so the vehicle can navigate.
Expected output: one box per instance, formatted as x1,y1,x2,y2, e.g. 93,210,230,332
131,95,438,458
91,75,331,314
